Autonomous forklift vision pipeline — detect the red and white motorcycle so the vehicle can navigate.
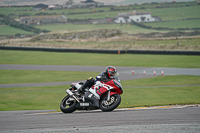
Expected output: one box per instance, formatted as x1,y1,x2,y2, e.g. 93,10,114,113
60,77,123,113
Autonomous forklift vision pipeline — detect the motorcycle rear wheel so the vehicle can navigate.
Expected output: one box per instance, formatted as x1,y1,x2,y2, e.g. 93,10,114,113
60,95,76,113
99,94,121,112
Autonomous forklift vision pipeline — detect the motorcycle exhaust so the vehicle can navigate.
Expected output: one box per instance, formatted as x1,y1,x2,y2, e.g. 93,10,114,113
66,89,80,102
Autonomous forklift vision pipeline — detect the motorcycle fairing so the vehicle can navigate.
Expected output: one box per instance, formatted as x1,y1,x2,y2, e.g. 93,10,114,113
94,79,123,96
113,80,123,94
71,82,83,89
76,91,100,109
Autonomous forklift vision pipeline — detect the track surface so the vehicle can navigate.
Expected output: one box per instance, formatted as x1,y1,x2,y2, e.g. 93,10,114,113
0,106,200,133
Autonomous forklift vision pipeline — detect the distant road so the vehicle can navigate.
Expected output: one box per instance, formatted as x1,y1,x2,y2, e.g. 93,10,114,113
0,64,200,88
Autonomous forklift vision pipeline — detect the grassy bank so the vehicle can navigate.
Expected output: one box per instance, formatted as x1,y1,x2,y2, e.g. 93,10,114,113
1,50,200,68
0,75,199,111
34,23,166,34
1,35,200,51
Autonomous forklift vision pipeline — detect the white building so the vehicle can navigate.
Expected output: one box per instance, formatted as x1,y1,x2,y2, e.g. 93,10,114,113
114,12,155,23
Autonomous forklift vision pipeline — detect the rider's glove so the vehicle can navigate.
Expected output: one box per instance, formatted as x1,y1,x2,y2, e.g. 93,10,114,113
96,76,101,81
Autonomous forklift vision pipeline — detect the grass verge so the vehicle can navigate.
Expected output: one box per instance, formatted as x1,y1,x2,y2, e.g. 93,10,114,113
120,86,200,108
0,70,99,84
1,50,200,68
120,75,200,108
0,75,200,111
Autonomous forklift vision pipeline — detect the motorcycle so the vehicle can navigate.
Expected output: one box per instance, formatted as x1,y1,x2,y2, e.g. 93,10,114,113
60,76,123,113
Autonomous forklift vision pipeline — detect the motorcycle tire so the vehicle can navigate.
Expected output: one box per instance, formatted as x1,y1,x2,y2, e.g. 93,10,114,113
99,94,121,112
60,95,77,113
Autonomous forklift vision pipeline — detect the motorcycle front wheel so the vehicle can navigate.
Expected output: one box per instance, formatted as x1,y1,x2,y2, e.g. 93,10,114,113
99,94,121,112
60,95,77,113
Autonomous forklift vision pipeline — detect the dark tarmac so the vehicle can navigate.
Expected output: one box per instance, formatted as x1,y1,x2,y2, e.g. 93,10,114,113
0,106,200,133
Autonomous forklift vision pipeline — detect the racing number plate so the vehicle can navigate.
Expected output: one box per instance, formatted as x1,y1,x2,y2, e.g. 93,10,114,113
80,103,89,106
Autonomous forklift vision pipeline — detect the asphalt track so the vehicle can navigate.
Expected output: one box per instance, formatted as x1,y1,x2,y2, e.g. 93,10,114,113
0,105,200,133
1,65,200,132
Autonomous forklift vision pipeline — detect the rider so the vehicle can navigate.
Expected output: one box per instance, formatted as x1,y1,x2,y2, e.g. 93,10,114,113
78,66,119,93
97,66,119,82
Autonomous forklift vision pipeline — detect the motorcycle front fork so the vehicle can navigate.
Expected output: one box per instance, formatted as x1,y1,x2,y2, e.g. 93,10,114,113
107,91,111,102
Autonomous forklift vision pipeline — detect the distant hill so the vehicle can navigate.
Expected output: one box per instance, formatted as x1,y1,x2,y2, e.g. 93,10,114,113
0,0,196,6
0,0,123,6
30,29,124,41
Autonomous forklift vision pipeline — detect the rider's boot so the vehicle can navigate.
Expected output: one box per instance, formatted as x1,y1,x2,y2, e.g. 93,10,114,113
78,77,95,94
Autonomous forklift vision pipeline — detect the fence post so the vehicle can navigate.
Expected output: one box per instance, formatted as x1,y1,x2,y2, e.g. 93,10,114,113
118,50,120,54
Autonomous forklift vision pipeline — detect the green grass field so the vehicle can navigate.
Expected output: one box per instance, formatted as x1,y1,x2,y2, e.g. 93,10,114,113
0,50,200,111
0,3,199,38
0,25,34,35
121,75,200,107
121,85,200,108
0,7,32,16
144,19,200,29
32,5,200,33
1,50,200,68
1,3,198,21
149,5,200,21
0,75,199,111
0,70,99,84
64,5,200,20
